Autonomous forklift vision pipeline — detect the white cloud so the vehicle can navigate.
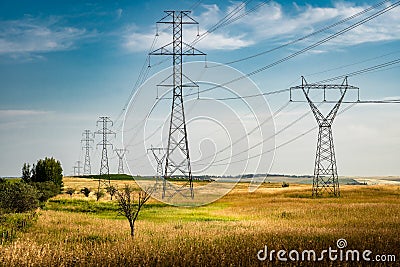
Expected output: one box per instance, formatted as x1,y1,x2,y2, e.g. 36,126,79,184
123,26,253,52
197,4,221,28
123,3,255,53
243,1,400,48
383,95,400,100
123,1,400,54
0,16,89,56
0,109,50,118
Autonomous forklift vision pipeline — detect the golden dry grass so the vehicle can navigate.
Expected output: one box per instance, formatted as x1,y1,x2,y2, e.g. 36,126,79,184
1,178,399,266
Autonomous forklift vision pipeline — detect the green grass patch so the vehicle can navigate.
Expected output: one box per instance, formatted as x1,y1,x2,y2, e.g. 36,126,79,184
45,198,237,222
45,199,120,219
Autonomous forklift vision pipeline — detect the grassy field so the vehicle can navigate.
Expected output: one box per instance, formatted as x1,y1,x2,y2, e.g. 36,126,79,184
0,177,399,266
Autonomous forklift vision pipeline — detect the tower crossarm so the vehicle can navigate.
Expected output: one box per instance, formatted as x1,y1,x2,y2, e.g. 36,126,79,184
297,76,355,126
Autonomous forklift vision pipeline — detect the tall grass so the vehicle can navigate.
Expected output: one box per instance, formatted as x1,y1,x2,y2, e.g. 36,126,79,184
0,212,37,245
0,179,399,266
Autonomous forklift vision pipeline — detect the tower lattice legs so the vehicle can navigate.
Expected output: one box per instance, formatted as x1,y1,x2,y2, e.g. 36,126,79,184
312,125,340,197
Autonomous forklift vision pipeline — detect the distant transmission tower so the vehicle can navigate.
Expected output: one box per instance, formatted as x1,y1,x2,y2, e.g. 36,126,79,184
291,76,359,197
94,116,115,187
149,11,206,197
73,161,83,176
81,130,94,175
147,147,167,197
147,147,167,178
114,148,128,174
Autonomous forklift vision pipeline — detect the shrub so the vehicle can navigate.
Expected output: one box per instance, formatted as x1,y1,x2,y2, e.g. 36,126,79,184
65,188,75,198
106,185,117,200
94,190,105,201
32,181,60,203
81,187,91,197
0,182,39,213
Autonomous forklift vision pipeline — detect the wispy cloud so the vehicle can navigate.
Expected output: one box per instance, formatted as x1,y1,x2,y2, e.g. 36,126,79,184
0,109,50,117
122,1,400,53
0,15,91,58
116,8,123,20
122,4,255,52
231,1,400,49
383,95,400,100
123,27,253,52
0,109,52,130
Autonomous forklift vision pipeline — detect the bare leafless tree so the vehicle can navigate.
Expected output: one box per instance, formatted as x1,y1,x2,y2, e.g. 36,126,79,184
116,185,152,237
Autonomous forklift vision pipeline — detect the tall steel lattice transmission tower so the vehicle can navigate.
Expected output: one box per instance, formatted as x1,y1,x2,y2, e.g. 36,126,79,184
290,76,359,197
149,11,206,197
114,148,128,174
81,130,94,175
94,117,115,187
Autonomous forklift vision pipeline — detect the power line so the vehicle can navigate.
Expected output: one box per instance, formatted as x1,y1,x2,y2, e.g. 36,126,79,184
194,74,358,169
119,2,400,176
126,56,400,173
180,57,400,100
190,0,259,46
141,0,265,79
192,101,320,168
119,0,267,126
316,58,400,83
222,0,392,65
302,49,400,78
114,1,207,130
184,1,400,98
199,102,356,168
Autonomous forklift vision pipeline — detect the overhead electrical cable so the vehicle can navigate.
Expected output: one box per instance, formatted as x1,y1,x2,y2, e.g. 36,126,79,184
222,0,392,65
183,1,400,98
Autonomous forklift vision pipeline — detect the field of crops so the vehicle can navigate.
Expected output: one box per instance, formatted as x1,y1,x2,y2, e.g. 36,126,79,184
1,177,399,266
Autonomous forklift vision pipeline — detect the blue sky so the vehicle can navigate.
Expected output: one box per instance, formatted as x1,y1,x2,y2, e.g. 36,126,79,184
0,0,399,177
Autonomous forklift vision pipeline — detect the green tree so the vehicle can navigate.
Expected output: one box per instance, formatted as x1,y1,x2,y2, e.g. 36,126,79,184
0,182,39,213
22,163,31,183
30,157,63,193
